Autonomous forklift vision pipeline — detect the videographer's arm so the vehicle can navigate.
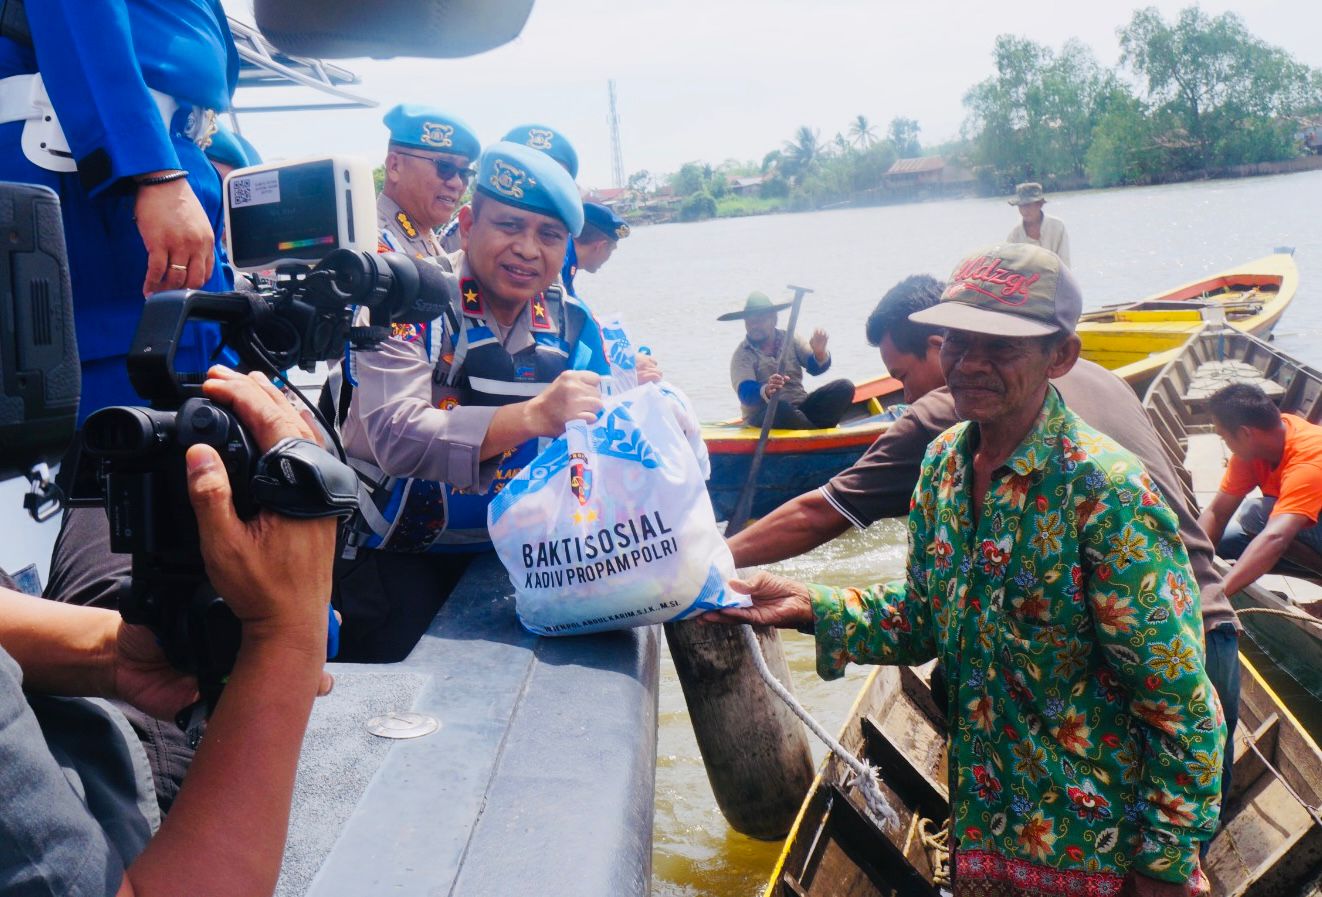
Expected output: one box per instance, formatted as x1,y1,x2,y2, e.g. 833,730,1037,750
118,369,336,897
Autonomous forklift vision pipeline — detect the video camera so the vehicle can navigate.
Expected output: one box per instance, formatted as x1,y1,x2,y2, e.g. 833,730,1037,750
3,158,456,719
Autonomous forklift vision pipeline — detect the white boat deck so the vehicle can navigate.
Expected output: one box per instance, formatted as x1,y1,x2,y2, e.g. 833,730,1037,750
1186,431,1322,604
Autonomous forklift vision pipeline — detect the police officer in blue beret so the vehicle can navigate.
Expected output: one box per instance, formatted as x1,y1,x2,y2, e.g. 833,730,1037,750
438,121,581,255
567,201,630,294
379,103,480,265
501,123,579,178
335,141,659,661
0,0,238,422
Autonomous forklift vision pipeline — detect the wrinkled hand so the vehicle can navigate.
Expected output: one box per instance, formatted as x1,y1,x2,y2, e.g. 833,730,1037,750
187,368,337,653
135,176,215,296
764,372,788,398
809,328,829,359
698,570,814,629
529,370,604,435
636,352,663,385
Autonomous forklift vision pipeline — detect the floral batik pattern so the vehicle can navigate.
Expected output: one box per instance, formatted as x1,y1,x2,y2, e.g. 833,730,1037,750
810,388,1224,893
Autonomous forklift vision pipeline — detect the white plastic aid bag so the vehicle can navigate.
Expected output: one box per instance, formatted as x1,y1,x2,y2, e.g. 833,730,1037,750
487,382,746,636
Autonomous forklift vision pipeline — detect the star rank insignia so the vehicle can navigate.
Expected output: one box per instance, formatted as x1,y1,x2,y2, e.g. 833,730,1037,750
529,295,554,331
395,211,418,239
460,278,484,317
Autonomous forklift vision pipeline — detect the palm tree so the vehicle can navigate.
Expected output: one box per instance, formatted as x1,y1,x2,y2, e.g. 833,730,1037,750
781,125,821,181
848,114,878,149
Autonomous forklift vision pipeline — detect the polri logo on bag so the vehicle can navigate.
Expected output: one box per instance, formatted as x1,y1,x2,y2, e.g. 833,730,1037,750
569,450,593,506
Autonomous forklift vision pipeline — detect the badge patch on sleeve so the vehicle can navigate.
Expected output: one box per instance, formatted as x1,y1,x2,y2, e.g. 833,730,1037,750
529,295,554,331
460,278,484,317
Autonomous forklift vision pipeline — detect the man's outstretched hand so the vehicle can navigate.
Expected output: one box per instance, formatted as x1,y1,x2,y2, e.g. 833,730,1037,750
698,570,814,629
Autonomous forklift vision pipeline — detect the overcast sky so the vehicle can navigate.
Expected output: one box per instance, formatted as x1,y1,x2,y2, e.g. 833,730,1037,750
224,0,1322,188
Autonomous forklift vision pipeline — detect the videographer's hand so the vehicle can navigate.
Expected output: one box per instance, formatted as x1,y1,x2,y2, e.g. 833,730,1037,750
136,175,216,296
189,368,337,649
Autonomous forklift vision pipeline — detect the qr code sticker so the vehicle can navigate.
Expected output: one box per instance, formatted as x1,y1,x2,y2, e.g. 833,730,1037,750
229,170,279,208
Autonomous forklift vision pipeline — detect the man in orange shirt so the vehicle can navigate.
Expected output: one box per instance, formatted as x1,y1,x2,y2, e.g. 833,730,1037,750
1199,382,1322,595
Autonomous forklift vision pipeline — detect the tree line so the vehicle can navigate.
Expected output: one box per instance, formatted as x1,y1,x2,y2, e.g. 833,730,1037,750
648,6,1322,219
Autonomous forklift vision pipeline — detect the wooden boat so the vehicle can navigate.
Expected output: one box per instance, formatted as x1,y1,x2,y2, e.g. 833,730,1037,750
1142,326,1322,708
1083,251,1297,395
704,253,1298,523
766,655,1322,897
703,375,905,521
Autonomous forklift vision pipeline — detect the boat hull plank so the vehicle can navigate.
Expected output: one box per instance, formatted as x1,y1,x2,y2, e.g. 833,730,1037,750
283,554,660,897
767,656,1322,897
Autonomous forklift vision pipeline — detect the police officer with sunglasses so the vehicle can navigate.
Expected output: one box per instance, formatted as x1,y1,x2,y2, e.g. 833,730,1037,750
378,104,480,266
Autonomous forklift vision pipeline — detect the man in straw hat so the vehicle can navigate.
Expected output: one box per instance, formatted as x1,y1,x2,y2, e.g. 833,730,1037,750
706,244,1222,896
722,291,854,430
1008,181,1070,266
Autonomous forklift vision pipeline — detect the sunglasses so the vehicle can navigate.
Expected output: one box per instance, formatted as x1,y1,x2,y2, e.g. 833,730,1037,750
396,151,476,185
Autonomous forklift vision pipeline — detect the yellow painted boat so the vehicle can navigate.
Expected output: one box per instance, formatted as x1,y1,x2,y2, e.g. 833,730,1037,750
1085,251,1298,395
704,253,1297,521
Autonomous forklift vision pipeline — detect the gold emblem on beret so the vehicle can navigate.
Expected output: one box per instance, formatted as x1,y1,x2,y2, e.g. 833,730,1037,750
615,223,631,240
490,160,534,199
421,122,455,148
526,128,554,150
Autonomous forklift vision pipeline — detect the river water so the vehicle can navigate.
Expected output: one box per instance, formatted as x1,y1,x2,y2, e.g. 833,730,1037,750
581,170,1322,897
4,172,1322,897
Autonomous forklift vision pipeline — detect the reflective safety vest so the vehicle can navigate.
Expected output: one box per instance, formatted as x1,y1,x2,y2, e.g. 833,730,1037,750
345,280,599,554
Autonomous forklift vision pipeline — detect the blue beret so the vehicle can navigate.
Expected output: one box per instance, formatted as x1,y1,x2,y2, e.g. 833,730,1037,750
384,104,480,159
475,141,584,236
206,127,261,168
501,123,579,179
582,202,630,241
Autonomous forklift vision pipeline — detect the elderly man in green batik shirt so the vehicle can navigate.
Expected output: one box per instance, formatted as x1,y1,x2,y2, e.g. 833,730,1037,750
705,244,1223,897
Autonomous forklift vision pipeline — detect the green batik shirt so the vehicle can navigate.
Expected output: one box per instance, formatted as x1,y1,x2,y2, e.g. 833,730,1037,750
809,388,1224,891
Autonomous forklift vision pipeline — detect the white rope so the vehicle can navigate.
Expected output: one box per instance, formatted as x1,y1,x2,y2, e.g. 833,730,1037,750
738,624,900,830
1236,605,1322,637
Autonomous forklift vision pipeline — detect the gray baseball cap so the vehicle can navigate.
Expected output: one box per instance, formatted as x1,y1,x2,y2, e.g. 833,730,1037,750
908,243,1082,337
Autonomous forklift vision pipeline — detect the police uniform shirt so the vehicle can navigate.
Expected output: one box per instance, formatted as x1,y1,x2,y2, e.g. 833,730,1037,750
377,193,450,267
341,251,559,492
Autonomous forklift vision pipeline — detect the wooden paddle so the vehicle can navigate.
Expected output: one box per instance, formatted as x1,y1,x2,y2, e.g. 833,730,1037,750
725,284,813,537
